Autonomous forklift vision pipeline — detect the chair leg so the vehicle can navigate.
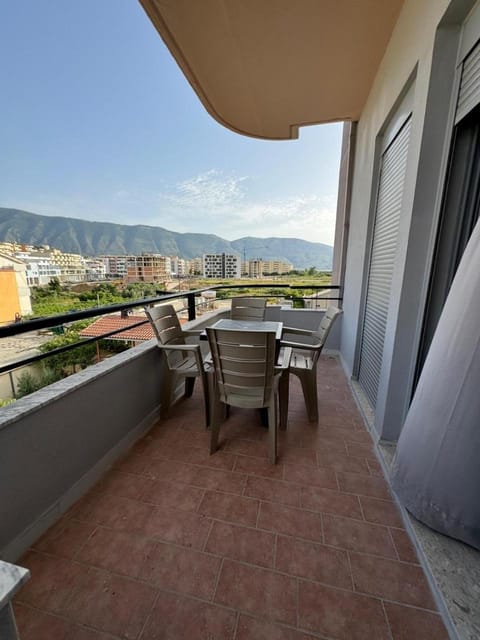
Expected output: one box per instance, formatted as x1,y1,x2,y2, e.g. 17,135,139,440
160,372,173,419
298,370,318,422
185,377,195,397
279,370,290,430
267,403,277,464
199,371,210,428
210,399,223,455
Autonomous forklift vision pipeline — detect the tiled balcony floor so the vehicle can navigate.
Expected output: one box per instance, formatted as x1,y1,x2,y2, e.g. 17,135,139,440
14,356,449,639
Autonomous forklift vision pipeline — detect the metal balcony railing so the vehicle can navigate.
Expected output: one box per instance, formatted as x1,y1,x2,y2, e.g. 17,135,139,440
0,284,341,381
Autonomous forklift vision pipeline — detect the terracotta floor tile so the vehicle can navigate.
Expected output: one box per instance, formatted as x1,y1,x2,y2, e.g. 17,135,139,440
359,496,404,528
315,450,371,475
258,502,323,543
205,520,275,567
384,602,450,639
16,551,89,614
32,518,96,559
234,455,285,479
278,446,317,468
140,591,236,640
236,614,317,640
350,552,437,609
323,514,397,558
14,603,84,640
62,567,157,639
283,463,338,490
97,469,154,500
367,459,383,476
15,356,449,640
189,466,247,495
275,535,352,589
390,528,419,563
141,478,205,511
345,442,376,460
140,542,221,600
76,527,155,578
143,505,212,549
321,426,374,445
298,580,390,639
189,447,239,470
113,452,149,475
225,438,269,458
144,458,196,483
336,471,391,499
69,492,152,534
244,475,301,507
300,486,362,519
215,559,297,625
198,491,259,527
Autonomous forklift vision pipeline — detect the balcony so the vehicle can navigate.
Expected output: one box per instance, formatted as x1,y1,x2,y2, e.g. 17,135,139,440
0,301,449,639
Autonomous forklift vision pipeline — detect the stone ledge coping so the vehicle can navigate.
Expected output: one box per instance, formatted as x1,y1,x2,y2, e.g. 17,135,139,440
0,561,30,609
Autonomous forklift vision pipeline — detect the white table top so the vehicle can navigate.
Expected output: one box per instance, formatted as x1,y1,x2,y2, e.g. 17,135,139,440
211,319,283,340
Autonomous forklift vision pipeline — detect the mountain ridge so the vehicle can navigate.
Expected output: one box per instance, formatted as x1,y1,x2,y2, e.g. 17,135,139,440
0,207,333,270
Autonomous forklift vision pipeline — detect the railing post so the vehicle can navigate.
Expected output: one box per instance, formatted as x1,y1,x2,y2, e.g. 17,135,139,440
186,293,196,321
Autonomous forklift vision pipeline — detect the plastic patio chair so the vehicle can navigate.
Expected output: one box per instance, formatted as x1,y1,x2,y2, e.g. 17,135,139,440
279,306,342,424
207,327,291,464
145,304,210,427
230,297,267,321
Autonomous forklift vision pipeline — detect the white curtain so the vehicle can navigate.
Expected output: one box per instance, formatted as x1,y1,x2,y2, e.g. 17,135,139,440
391,219,480,549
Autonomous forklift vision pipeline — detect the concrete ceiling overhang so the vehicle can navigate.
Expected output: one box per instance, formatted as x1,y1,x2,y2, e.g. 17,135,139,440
139,0,404,140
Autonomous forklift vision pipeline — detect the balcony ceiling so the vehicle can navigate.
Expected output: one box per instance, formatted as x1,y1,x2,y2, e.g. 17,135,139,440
139,0,404,140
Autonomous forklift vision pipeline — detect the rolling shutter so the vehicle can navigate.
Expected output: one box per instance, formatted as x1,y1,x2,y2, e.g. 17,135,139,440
358,116,412,407
456,40,480,124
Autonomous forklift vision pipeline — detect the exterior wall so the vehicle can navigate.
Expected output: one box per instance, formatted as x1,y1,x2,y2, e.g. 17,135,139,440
0,255,32,321
0,270,21,324
125,255,172,283
0,343,164,561
203,253,241,278
340,0,477,440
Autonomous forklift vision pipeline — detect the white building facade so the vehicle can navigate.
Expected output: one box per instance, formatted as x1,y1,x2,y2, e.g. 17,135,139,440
203,253,241,278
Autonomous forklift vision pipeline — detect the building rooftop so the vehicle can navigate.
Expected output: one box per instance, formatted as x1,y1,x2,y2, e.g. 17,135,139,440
79,314,155,342
13,356,448,639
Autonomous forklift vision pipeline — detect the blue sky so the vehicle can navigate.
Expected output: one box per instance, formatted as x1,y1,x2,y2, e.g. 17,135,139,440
0,1,342,245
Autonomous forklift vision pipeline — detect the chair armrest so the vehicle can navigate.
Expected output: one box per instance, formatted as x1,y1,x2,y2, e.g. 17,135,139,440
280,338,322,351
157,343,201,353
183,329,203,337
275,347,292,371
281,326,314,337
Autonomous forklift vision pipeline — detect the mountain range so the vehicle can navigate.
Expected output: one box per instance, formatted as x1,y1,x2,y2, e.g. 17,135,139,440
0,208,333,270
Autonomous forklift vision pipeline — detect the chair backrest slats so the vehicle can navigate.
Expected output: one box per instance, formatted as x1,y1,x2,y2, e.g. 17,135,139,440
231,297,267,321
207,327,276,407
314,306,342,345
145,304,189,369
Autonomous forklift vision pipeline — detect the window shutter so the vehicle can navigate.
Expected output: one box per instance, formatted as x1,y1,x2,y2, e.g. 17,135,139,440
358,117,412,407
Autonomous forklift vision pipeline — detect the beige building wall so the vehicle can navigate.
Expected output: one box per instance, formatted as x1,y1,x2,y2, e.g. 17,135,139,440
340,0,474,440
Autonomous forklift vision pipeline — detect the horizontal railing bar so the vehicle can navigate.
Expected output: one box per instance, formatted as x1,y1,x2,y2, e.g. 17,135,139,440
0,284,340,338
0,284,342,376
0,319,151,375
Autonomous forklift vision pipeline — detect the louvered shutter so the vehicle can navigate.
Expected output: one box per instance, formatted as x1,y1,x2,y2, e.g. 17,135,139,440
456,40,480,124
358,116,412,407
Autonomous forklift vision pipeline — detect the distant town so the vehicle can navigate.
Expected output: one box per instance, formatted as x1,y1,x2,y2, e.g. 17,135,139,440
0,240,293,285
0,239,297,325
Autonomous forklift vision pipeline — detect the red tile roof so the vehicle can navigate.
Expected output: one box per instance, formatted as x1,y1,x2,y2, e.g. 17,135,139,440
79,314,155,342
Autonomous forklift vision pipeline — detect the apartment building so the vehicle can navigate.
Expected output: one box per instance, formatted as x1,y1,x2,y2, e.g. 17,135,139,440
169,256,188,277
0,253,32,323
125,254,172,283
240,259,293,277
99,255,134,278
203,253,241,278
